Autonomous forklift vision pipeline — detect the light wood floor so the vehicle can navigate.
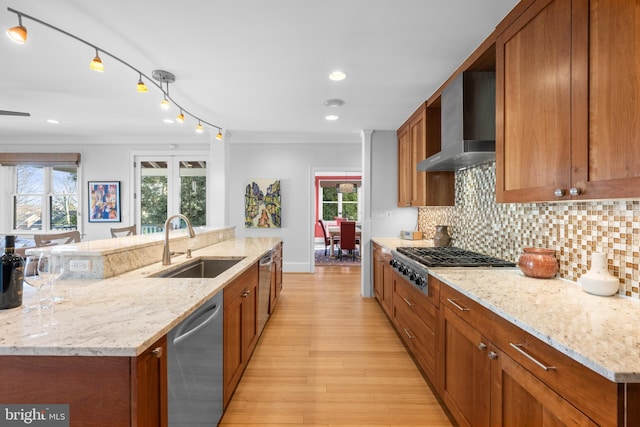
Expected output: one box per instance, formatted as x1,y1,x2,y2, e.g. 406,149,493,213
219,266,453,426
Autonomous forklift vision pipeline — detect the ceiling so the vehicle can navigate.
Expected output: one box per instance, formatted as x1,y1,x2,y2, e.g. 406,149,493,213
0,0,517,141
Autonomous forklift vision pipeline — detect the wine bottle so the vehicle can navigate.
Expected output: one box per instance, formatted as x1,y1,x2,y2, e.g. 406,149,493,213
0,235,24,309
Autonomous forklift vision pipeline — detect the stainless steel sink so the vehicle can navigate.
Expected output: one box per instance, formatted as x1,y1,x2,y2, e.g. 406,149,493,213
153,258,243,278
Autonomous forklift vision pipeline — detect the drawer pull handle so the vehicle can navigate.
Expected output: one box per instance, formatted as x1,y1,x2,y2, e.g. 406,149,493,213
447,298,469,312
403,328,415,339
403,297,415,307
510,343,556,371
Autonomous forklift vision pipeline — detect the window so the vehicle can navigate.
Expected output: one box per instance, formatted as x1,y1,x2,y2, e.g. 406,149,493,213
13,165,78,231
321,186,359,222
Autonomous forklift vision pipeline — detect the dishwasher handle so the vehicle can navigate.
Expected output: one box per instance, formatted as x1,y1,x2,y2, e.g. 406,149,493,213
259,251,273,268
172,300,221,346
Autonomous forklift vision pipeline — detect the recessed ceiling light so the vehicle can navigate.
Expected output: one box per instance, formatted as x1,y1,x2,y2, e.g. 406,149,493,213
325,115,339,121
46,119,59,124
328,71,346,81
163,119,174,124
324,99,345,107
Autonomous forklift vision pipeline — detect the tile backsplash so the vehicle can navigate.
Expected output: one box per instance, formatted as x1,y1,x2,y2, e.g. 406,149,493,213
418,162,640,298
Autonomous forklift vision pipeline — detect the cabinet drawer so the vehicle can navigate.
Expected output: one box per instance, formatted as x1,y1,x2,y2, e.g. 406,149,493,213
440,284,494,338
393,298,437,382
224,264,258,307
493,317,621,426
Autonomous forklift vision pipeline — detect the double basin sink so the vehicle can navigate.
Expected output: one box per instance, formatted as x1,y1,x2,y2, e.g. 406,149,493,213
151,258,243,279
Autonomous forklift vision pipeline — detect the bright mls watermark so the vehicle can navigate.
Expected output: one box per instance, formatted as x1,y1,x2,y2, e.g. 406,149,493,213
0,405,69,426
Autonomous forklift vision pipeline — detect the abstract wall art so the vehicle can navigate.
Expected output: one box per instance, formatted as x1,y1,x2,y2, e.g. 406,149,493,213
245,179,281,228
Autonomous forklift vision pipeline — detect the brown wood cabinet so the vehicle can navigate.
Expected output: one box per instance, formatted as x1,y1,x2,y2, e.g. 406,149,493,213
372,243,393,317
0,336,168,426
496,0,640,202
270,242,283,314
397,103,454,207
439,282,622,427
223,262,259,407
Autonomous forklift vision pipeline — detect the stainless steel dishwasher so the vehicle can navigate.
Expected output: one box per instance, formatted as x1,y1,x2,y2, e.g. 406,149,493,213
258,250,272,335
167,291,223,426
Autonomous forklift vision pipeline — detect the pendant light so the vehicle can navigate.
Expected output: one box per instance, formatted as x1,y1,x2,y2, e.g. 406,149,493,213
195,121,204,133
136,73,148,92
89,48,104,72
6,14,27,44
176,109,185,123
336,172,357,193
216,129,223,140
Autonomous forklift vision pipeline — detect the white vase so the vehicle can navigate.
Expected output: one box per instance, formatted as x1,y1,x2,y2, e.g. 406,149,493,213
579,253,619,296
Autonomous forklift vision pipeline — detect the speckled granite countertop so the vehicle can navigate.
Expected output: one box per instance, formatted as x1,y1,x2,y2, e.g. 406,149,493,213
371,239,640,383
0,236,281,357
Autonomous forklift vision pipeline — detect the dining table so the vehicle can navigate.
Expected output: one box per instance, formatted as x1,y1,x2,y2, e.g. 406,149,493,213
327,225,362,257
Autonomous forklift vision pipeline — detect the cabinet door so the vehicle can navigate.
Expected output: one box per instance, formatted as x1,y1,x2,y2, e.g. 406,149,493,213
409,110,428,206
397,125,412,207
440,306,491,427
381,257,393,316
242,276,259,358
223,289,243,407
133,337,168,427
572,0,640,199
496,0,573,202
490,346,597,427
373,245,383,302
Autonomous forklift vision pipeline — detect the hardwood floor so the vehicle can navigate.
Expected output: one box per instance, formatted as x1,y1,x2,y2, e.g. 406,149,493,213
219,266,453,426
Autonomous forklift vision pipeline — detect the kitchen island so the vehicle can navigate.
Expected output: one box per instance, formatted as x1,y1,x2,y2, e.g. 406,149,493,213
0,228,281,426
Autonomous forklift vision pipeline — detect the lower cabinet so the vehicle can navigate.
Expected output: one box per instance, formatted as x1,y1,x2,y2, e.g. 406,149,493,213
223,262,259,408
391,272,440,385
372,243,393,317
270,242,283,313
0,336,168,426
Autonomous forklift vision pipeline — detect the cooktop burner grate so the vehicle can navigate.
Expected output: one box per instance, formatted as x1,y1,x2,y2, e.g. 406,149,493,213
396,247,515,268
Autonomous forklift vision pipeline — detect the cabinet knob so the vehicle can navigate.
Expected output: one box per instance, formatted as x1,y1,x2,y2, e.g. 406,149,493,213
242,289,251,298
488,351,498,360
569,187,582,196
151,347,163,358
554,188,565,197
477,342,487,351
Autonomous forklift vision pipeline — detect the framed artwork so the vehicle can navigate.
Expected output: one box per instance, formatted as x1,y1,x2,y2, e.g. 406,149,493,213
88,181,121,222
245,179,281,228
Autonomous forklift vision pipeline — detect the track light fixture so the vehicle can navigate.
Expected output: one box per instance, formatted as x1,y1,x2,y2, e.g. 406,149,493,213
6,13,26,44
89,48,104,72
5,7,223,138
136,74,148,93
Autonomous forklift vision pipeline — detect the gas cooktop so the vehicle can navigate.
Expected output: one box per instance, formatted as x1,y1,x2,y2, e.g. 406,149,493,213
396,246,515,268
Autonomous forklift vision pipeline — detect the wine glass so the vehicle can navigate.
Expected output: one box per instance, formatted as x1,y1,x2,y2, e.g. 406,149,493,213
38,253,64,303
23,254,49,311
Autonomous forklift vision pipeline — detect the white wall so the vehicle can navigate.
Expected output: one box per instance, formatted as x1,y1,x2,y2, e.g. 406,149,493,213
226,133,361,272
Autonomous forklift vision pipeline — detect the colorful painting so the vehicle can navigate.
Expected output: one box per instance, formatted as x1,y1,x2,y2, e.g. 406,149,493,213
245,179,281,228
88,181,121,222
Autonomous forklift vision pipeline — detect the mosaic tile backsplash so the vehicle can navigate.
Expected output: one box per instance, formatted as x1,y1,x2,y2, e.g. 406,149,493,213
418,162,640,298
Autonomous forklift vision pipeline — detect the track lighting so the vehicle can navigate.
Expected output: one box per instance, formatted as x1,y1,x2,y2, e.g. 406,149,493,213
6,14,27,44
5,7,224,138
90,48,104,72
136,74,148,92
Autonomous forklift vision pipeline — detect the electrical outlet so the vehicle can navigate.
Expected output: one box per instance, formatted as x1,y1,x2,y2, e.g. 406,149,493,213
69,259,91,272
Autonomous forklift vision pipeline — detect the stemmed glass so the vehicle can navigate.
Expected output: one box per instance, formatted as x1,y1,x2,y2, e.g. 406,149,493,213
38,253,64,303
23,254,49,311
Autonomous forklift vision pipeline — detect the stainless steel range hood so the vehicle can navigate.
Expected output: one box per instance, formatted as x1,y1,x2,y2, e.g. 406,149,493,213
418,71,495,172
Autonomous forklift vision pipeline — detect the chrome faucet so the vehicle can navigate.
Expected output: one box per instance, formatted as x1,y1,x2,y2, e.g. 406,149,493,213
162,214,196,265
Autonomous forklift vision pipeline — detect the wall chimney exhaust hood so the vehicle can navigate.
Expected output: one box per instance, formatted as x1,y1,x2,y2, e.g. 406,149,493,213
418,71,496,172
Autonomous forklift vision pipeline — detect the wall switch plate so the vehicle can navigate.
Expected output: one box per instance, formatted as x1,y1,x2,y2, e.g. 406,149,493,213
69,259,91,272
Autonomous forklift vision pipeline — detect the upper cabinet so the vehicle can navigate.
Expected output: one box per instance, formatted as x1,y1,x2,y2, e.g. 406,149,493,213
496,0,640,202
397,102,454,207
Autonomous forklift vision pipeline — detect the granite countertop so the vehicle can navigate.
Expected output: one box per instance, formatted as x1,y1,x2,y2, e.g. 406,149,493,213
372,239,640,383
0,236,281,358
372,237,435,249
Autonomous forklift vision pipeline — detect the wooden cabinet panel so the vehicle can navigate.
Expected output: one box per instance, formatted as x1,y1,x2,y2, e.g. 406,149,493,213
440,305,491,427
132,336,168,427
223,263,259,407
372,243,393,318
398,103,454,207
270,242,283,314
496,0,573,202
490,346,598,427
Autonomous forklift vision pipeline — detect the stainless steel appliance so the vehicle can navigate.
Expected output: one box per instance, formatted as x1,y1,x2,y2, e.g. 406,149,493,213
390,247,515,295
167,292,223,426
258,251,273,335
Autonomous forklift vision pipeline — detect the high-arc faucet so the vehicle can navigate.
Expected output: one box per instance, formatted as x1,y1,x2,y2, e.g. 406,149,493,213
162,214,196,265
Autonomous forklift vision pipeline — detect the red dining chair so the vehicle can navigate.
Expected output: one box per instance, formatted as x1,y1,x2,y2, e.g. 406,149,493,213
338,221,357,260
318,219,338,256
